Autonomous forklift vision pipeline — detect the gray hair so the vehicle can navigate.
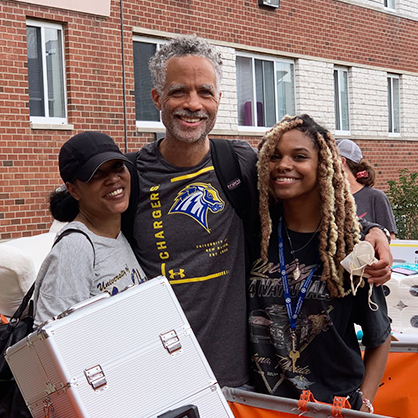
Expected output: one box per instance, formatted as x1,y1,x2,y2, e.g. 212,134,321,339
149,34,223,94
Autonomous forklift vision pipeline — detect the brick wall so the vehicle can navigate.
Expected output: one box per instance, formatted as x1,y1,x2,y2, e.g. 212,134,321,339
1,0,418,239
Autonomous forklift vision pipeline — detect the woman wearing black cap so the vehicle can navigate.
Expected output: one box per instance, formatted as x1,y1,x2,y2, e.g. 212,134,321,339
33,132,147,326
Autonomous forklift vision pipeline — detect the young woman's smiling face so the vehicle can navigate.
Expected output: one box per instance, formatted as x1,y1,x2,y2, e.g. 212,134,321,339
269,129,320,205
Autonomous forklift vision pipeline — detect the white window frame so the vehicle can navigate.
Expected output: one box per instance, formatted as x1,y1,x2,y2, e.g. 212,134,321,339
133,36,167,131
235,51,295,133
384,0,396,10
334,66,350,136
387,73,401,136
26,19,67,125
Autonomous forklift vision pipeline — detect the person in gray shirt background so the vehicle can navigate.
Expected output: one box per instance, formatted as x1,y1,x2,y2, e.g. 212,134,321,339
337,139,397,240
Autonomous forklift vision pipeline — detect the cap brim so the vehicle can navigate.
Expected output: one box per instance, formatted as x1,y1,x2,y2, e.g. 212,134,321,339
75,152,132,183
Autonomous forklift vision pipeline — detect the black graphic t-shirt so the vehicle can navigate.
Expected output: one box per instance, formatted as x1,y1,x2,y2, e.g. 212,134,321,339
248,209,391,407
132,139,258,388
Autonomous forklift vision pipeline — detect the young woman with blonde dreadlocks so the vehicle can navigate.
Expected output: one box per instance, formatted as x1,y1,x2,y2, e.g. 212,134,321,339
248,114,391,413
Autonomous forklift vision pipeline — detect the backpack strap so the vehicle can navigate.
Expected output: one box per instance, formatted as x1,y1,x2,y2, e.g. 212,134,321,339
121,151,140,246
0,228,95,344
53,229,95,268
209,138,251,221
121,143,256,244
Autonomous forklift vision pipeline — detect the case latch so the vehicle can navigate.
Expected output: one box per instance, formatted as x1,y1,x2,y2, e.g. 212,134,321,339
84,365,107,392
160,330,182,354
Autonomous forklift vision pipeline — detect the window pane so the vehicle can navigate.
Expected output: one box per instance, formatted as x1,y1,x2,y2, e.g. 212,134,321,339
339,70,349,131
387,78,393,132
255,60,275,127
133,42,160,121
276,62,295,120
236,56,254,126
334,69,349,131
237,56,294,127
334,70,340,130
393,78,400,133
45,28,65,118
27,26,45,116
388,76,400,133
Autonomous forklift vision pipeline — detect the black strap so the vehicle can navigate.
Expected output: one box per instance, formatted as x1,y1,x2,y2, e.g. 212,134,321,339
53,228,95,268
1,276,35,342
121,141,255,244
3,284,35,330
209,138,251,221
0,229,95,345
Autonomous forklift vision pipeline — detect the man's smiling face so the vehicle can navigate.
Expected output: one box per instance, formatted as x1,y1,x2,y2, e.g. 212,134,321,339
151,55,221,145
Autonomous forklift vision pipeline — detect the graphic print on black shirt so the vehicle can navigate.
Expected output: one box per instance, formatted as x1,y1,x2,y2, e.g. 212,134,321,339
248,226,391,405
249,249,334,397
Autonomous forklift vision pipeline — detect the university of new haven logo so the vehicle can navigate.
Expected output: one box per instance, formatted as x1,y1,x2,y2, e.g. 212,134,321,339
168,182,225,232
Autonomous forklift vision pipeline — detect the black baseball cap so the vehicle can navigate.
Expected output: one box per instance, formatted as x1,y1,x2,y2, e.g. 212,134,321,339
59,131,131,183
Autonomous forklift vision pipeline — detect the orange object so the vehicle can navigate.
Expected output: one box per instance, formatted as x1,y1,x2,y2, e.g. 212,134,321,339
226,344,416,418
373,350,418,418
228,402,298,418
297,390,351,417
331,396,351,417
0,314,8,324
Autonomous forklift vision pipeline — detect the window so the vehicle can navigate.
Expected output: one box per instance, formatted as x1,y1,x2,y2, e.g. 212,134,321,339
236,53,295,128
334,67,350,133
26,20,66,124
387,74,400,134
133,38,164,128
384,0,395,10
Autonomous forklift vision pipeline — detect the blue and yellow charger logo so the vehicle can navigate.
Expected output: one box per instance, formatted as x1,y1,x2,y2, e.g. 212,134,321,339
168,182,224,232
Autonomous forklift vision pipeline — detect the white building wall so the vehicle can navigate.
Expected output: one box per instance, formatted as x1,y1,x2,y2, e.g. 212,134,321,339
296,59,336,133
401,75,418,137
212,44,418,140
339,0,418,21
349,67,388,138
398,0,418,19
215,46,238,132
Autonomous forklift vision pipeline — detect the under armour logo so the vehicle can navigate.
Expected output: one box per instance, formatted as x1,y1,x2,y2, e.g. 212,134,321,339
168,269,186,279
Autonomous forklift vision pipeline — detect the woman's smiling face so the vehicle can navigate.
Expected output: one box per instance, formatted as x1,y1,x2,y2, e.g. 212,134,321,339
268,129,320,204
67,159,131,218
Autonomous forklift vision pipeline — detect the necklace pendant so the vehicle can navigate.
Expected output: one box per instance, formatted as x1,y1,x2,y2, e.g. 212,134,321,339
294,265,301,280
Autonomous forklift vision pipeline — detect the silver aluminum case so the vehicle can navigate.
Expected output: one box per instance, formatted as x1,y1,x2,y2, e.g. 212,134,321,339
5,276,234,418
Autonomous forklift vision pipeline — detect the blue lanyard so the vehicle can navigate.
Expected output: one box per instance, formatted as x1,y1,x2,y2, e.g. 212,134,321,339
278,216,319,331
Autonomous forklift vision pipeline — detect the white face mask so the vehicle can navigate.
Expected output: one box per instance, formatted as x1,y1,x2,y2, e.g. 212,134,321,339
341,241,379,311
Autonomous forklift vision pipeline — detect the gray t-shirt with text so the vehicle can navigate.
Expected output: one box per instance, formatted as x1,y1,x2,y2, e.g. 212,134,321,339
34,222,147,326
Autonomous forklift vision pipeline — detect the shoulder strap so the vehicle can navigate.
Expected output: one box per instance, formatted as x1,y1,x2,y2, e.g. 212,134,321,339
209,138,250,221
121,144,252,237
4,283,35,327
121,152,140,246
53,228,95,268
1,229,95,338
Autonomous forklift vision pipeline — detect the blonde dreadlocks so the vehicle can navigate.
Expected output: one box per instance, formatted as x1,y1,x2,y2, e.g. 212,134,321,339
257,114,362,298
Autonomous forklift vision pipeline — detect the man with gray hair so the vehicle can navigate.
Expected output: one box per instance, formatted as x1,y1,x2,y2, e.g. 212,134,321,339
124,34,258,388
122,34,393,388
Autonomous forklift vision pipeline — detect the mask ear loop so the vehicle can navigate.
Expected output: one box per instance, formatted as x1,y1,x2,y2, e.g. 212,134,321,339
367,283,379,311
349,243,366,296
349,268,363,296
349,269,379,311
